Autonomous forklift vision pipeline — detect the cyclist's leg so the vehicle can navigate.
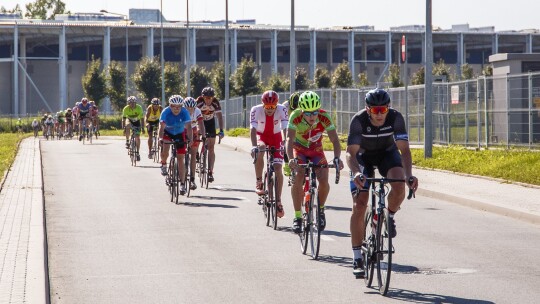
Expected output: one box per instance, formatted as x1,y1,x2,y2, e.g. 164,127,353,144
124,120,131,143
291,147,308,215
204,119,217,174
378,149,406,213
189,129,199,176
254,141,266,193
147,123,153,152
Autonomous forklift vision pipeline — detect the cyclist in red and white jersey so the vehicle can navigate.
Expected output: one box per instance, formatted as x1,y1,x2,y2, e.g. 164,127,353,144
183,97,205,190
250,90,288,217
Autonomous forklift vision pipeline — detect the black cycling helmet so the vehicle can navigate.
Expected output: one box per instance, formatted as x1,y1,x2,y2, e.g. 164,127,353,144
365,88,390,106
288,92,300,112
201,87,215,97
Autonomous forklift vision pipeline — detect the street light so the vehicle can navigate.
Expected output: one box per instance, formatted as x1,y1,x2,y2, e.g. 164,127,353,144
160,0,165,105
100,10,129,100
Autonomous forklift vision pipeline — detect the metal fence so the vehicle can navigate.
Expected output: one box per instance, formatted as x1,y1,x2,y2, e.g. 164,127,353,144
222,73,540,149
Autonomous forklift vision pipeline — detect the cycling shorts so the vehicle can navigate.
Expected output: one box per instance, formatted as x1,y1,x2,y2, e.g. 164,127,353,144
163,130,187,155
258,134,284,164
349,148,403,193
292,142,327,166
203,119,217,138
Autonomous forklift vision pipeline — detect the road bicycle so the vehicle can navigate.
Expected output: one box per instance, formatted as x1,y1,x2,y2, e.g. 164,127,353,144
292,159,340,259
196,137,209,189
82,118,93,145
44,124,53,140
361,177,414,296
151,127,160,163
254,146,285,230
163,139,187,204
128,126,140,166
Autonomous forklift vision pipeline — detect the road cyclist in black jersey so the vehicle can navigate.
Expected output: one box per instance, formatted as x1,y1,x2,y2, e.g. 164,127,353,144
346,88,419,277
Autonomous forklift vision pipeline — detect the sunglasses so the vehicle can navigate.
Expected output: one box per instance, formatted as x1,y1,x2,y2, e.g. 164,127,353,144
303,110,319,117
368,106,389,115
170,105,182,110
263,105,277,110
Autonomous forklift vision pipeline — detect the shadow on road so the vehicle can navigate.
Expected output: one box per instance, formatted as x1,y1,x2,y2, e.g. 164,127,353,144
135,165,161,169
315,254,353,268
188,195,244,201
180,202,238,208
322,230,350,238
325,205,352,212
211,186,254,193
378,288,495,304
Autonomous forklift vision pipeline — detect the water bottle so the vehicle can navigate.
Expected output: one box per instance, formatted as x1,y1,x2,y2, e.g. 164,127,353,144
304,192,311,213
371,213,378,235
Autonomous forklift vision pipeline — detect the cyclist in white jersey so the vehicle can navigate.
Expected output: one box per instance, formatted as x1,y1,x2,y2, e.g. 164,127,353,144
183,97,206,190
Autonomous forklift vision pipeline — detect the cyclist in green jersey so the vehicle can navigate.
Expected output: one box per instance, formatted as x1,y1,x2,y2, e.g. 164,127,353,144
122,96,145,161
286,91,343,233
282,92,300,176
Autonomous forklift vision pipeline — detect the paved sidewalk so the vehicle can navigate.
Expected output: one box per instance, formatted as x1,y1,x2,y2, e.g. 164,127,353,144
0,138,47,304
221,136,540,225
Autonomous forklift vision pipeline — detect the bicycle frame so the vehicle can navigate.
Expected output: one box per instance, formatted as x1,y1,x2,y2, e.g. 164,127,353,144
254,146,284,229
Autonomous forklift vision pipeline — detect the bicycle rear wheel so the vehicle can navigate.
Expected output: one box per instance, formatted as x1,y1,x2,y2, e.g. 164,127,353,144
203,149,209,189
299,197,309,255
185,152,192,197
362,210,375,287
262,172,270,226
271,172,279,230
266,172,276,228
376,209,393,296
309,189,321,260
130,139,137,166
153,136,160,163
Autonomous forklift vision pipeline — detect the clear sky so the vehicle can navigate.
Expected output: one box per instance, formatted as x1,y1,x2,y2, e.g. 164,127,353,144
3,0,540,32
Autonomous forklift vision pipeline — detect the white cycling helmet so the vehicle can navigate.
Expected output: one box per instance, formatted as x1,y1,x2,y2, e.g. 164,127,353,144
168,95,184,105
183,97,197,108
127,96,137,103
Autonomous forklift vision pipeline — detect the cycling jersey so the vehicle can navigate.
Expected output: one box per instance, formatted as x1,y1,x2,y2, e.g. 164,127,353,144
250,104,288,136
146,105,162,122
346,108,408,155
122,104,144,122
90,106,99,117
196,96,222,121
160,106,191,136
78,103,91,114
287,109,336,148
189,107,203,129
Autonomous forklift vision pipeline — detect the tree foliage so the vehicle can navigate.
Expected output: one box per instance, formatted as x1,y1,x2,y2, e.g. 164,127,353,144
385,64,404,87
25,0,68,20
107,61,126,111
294,67,310,90
81,56,107,107
132,57,161,103
232,57,261,97
412,66,425,85
331,61,353,88
190,65,211,98
482,65,493,77
357,72,370,88
265,73,289,92
461,63,474,80
1,4,23,14
164,62,183,100
314,67,331,88
433,59,452,81
210,62,227,99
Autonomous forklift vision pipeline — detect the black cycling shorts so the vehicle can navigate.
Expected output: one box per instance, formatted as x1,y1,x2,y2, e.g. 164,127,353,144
203,118,217,138
351,149,403,192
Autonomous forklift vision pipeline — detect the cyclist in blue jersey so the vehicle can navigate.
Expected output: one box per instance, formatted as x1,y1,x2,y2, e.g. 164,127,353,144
158,95,193,195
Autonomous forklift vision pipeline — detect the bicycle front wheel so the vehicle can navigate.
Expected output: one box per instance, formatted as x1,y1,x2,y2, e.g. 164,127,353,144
376,209,393,296
271,172,279,230
362,210,375,287
308,189,321,260
185,153,192,198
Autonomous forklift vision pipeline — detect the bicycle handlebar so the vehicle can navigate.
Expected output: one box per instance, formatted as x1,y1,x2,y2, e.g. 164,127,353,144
364,177,415,200
251,147,285,164
291,161,341,184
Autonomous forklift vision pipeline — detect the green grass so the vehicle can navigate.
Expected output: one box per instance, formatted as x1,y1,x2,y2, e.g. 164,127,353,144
0,133,30,181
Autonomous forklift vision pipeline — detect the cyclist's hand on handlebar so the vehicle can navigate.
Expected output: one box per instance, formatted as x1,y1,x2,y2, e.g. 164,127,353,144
250,146,259,159
288,158,298,170
333,157,344,170
218,130,224,139
407,176,418,193
352,172,366,189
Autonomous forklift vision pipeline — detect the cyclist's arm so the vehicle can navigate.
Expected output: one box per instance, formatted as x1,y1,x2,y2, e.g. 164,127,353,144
396,140,413,181
327,129,341,159
286,127,296,162
158,121,165,139
216,111,224,131
346,144,365,188
197,119,205,139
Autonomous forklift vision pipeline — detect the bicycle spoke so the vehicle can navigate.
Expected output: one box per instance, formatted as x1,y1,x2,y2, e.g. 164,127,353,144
377,210,393,296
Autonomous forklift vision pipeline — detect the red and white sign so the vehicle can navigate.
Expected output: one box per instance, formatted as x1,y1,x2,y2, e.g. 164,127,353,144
401,35,406,63
451,85,460,104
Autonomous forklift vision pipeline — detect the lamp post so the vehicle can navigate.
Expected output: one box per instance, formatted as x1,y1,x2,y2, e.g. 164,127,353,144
161,0,165,105
100,10,129,100
186,0,191,96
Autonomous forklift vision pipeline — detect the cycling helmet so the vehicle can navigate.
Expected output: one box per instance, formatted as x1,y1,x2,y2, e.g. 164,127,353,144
365,88,391,106
288,92,300,112
298,91,321,112
48,115,52,118
169,95,184,105
66,108,72,112
261,90,279,106
127,96,137,103
201,86,215,97
151,98,160,105
183,97,197,108
81,97,88,103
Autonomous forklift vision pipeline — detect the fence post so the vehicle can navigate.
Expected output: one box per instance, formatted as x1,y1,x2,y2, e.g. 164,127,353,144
506,74,510,149
528,72,533,149
477,77,481,150
484,76,489,148
465,81,469,146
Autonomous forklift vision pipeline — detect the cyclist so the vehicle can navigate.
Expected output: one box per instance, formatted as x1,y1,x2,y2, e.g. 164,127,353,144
250,90,288,217
56,109,65,137
77,98,92,141
65,108,73,137
158,95,193,195
346,88,419,277
44,115,55,138
16,118,23,133
145,97,163,159
286,91,343,233
89,101,99,136
40,113,48,135
183,97,205,190
32,119,40,137
281,92,301,176
196,86,224,183
122,96,145,161
72,103,80,135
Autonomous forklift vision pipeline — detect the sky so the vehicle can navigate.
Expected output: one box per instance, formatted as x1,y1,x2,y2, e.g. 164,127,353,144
3,0,540,32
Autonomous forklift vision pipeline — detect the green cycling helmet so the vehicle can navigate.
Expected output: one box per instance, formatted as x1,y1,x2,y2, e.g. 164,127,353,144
288,92,300,112
298,91,321,112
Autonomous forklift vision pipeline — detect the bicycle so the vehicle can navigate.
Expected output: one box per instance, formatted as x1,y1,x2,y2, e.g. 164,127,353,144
361,177,414,296
128,126,140,166
163,139,186,204
254,146,285,230
151,128,160,163
292,159,340,260
196,137,209,189
82,118,93,145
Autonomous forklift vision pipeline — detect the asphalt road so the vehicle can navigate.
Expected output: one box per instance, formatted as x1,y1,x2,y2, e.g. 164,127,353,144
41,137,540,304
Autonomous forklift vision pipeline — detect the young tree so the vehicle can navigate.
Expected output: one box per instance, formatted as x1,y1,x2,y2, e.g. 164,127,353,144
107,61,126,111
332,61,353,88
482,65,493,77
232,57,261,98
358,72,370,88
315,67,331,88
164,62,184,100
384,64,404,87
461,63,474,80
411,66,425,85
25,0,68,20
294,67,310,90
433,59,452,82
81,56,107,107
132,56,161,103
210,62,226,100
265,73,289,92
190,65,211,98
